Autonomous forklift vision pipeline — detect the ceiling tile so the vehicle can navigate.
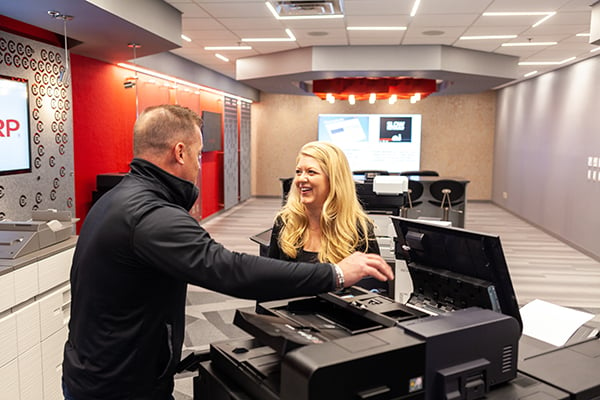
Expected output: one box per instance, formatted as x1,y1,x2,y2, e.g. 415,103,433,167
484,0,572,12
344,0,411,15
345,15,412,26
196,2,272,18
404,26,467,39
168,2,210,17
217,17,283,30
418,0,492,14
183,18,229,31
410,14,480,27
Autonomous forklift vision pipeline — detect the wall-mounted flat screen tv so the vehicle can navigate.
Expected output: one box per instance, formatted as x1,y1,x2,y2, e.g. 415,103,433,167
0,75,32,176
201,111,222,152
317,114,421,174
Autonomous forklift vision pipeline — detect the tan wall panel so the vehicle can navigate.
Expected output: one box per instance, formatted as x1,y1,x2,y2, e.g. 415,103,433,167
251,91,495,200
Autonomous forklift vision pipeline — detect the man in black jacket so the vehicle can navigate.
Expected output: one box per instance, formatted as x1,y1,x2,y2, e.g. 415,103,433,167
62,104,393,400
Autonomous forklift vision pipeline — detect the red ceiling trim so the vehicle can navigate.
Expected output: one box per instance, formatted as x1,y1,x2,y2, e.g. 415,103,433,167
313,77,437,100
0,15,64,47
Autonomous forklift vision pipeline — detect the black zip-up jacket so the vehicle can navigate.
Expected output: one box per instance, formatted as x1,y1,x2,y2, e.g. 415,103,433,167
62,158,336,400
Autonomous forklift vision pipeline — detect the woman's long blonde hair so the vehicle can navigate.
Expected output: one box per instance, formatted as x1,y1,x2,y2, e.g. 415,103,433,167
276,141,372,263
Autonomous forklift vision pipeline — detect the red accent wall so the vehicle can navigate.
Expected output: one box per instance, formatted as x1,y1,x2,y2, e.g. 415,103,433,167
70,56,226,226
2,15,228,227
71,54,137,231
199,92,225,218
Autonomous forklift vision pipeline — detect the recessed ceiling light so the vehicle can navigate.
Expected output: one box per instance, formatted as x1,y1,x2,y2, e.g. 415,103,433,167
410,0,421,17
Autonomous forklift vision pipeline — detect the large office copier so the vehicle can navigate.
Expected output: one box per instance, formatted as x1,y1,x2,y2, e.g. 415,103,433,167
193,218,587,400
0,209,75,259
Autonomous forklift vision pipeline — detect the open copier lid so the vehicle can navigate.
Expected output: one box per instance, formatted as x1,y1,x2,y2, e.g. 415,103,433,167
391,216,523,332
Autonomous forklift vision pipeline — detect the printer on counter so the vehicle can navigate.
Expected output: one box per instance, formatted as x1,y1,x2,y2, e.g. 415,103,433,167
202,287,521,400
0,209,77,259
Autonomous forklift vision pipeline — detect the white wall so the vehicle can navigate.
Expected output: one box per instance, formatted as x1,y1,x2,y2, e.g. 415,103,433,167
493,54,600,259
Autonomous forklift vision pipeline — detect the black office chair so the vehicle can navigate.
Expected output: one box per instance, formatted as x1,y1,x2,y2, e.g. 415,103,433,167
428,179,465,221
279,177,293,205
406,180,424,207
400,170,439,177
400,179,424,218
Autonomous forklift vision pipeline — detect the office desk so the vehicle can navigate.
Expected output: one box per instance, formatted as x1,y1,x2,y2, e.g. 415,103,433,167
249,228,272,257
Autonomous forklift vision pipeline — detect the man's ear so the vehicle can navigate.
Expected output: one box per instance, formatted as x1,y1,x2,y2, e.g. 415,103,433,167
174,142,186,165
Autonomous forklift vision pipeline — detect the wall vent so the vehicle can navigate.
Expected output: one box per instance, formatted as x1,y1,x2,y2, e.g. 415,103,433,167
268,0,344,17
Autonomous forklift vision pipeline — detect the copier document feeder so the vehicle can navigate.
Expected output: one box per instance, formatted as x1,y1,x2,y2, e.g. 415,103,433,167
205,286,520,400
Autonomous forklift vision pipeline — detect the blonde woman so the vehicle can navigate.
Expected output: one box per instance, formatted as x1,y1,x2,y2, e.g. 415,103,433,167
268,141,383,290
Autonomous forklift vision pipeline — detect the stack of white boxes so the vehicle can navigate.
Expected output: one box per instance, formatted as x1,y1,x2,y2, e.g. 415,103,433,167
0,243,75,400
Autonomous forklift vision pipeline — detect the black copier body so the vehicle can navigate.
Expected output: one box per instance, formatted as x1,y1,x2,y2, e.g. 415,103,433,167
207,286,521,400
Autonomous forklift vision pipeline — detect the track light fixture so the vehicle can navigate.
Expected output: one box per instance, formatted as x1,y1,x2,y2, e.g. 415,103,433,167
48,11,73,84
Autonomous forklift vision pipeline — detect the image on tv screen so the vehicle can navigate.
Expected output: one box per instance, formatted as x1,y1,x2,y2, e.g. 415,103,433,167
318,114,421,174
379,116,412,142
0,75,32,176
201,111,222,152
